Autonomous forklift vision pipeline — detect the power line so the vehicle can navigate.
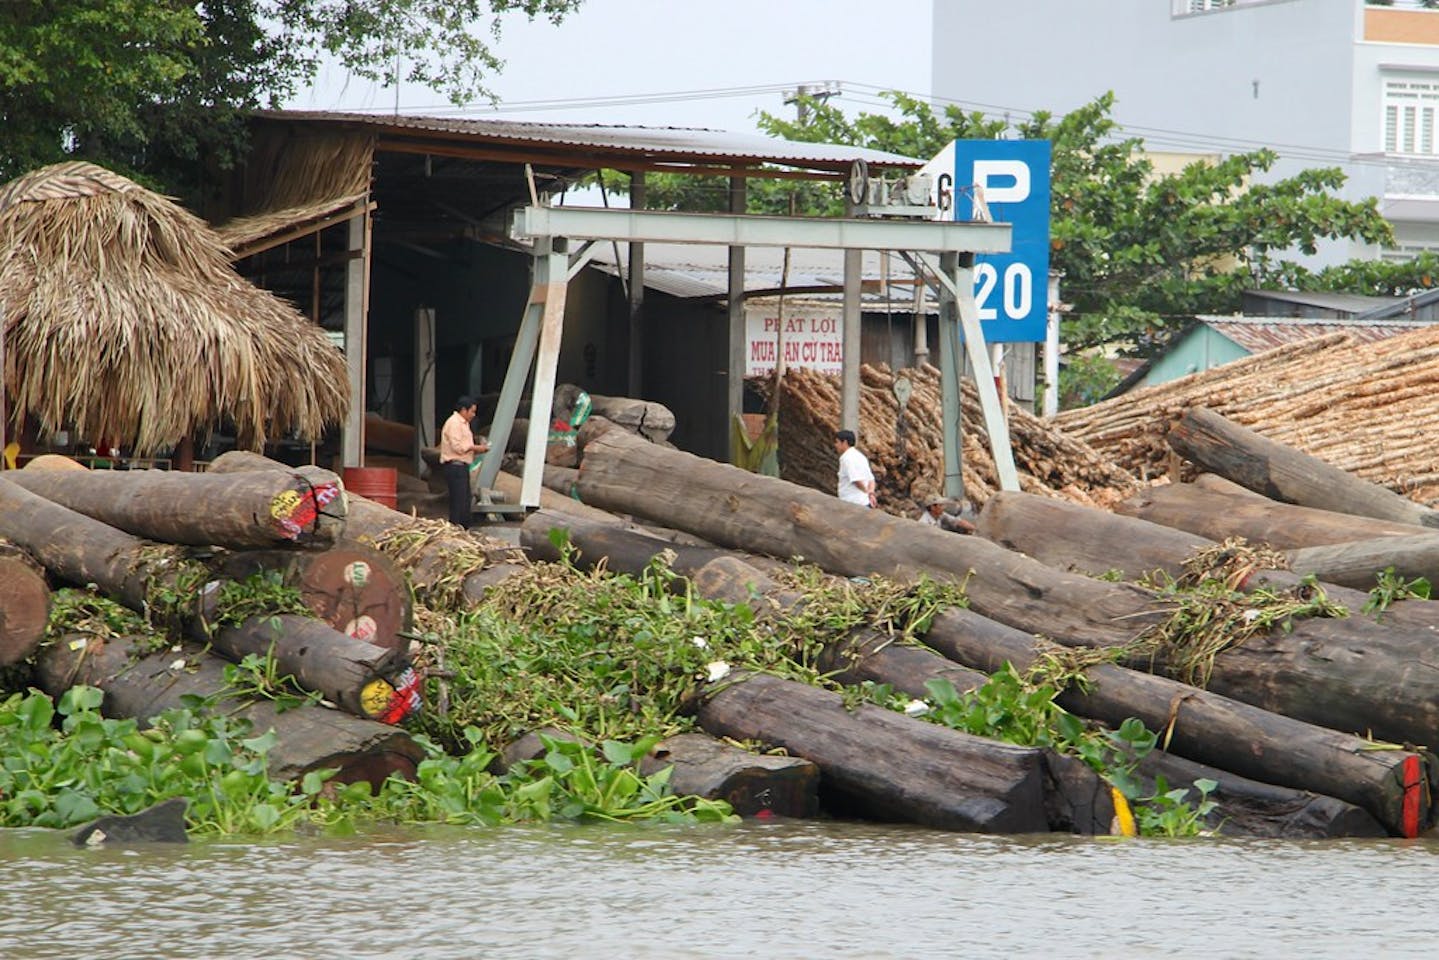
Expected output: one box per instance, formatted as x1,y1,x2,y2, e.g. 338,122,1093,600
312,76,1439,173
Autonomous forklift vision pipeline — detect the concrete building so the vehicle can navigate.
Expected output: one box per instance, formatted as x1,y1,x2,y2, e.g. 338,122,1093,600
932,0,1439,265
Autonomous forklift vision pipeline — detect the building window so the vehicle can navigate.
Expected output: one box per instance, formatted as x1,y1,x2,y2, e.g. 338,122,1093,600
1174,0,1237,14
1385,79,1439,155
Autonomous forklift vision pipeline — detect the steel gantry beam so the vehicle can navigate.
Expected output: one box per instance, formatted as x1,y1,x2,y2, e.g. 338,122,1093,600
491,205,1017,512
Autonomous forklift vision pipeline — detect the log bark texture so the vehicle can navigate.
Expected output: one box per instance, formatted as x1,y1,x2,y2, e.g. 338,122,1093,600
1287,534,1439,591
697,672,1048,834
37,635,422,787
3,465,346,549
213,546,412,652
1116,482,1421,549
0,478,417,723
209,451,523,604
978,490,1439,626
921,605,1432,837
638,733,820,818
574,432,1439,755
0,541,49,666
1169,406,1439,528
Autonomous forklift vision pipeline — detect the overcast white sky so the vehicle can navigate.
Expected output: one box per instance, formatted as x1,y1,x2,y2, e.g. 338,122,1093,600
288,0,935,134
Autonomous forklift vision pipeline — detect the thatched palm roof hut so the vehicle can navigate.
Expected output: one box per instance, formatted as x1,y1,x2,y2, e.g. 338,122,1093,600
0,161,349,456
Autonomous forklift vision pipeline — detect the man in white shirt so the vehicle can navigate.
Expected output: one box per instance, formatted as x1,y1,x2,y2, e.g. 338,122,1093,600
834,429,876,508
439,395,489,527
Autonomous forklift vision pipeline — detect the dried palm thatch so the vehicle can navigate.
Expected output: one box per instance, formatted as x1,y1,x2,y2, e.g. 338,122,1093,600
756,363,1138,515
1055,326,1439,504
0,161,349,455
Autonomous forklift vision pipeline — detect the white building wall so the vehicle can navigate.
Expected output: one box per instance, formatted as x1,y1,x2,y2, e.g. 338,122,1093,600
931,1,1439,266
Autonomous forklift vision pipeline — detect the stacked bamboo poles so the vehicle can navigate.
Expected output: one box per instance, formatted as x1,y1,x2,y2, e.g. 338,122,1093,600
759,364,1137,514
1056,327,1439,504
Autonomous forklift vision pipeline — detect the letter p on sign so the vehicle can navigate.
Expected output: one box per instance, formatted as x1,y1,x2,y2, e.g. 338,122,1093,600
973,160,1031,204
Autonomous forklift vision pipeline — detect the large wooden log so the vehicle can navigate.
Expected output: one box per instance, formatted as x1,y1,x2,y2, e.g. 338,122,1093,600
691,550,1422,836
1169,406,1439,527
1287,534,1439,591
921,605,1432,837
1116,481,1420,548
3,465,346,549
980,490,1439,624
528,519,1110,835
0,541,49,666
574,431,1439,754
36,635,421,788
0,478,418,723
212,546,412,653
585,393,676,442
526,510,1364,836
522,509,738,576
1136,750,1385,839
209,451,523,605
697,671,1049,834
638,733,821,818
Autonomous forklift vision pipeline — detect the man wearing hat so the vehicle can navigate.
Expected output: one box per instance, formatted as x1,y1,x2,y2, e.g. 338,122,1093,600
918,494,976,534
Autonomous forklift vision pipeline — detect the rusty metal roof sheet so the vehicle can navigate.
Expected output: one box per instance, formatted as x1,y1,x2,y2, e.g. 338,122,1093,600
1198,315,1433,352
253,110,923,171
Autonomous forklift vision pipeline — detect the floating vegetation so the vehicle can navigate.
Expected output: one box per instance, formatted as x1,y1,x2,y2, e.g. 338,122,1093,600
1136,572,1347,688
410,554,964,754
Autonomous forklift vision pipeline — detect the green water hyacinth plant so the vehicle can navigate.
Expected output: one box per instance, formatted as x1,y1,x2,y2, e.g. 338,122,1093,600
0,686,324,834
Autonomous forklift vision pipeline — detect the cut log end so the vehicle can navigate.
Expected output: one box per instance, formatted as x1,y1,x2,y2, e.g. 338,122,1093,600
0,551,50,666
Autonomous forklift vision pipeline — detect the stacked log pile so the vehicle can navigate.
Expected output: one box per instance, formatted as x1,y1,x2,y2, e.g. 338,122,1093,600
0,463,427,780
1055,326,1439,504
569,429,1439,837
757,363,1137,514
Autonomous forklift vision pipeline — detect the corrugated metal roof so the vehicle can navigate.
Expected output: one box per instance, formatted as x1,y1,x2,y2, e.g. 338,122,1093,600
1242,289,1401,314
254,110,922,171
1198,314,1433,352
587,243,925,307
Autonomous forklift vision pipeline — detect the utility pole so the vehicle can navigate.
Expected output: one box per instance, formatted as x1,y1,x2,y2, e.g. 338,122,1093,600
784,82,840,124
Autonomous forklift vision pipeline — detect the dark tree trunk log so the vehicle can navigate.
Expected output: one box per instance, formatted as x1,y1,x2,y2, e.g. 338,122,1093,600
208,451,523,605
1136,751,1385,839
638,733,821,818
212,546,412,653
1287,534,1439,591
0,478,417,724
1168,406,1439,528
573,431,1439,751
921,606,1432,837
1116,482,1422,548
36,635,422,788
195,609,414,723
3,465,346,549
586,393,676,442
977,490,1439,627
0,541,49,666
522,509,738,576
978,490,1211,581
696,671,1049,834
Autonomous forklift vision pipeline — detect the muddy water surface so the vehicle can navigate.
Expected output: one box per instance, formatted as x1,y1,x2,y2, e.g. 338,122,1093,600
2,820,1436,959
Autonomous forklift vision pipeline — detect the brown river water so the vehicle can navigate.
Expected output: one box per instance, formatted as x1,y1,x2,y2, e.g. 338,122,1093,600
2,820,1436,959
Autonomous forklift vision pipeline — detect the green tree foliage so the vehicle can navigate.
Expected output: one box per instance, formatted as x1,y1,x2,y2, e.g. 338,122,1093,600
0,1,583,193
755,91,1399,354
626,92,1408,357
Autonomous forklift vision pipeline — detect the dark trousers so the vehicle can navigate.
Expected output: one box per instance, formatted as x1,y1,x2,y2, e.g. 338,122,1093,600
444,460,472,527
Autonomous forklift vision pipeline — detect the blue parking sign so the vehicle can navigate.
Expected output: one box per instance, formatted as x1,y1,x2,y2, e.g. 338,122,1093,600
946,140,1051,343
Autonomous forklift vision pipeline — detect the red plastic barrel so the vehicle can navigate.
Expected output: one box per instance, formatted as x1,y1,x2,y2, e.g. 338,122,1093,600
343,467,398,509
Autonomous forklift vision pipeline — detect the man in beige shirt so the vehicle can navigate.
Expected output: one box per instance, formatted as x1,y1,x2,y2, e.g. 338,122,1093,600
440,395,489,527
